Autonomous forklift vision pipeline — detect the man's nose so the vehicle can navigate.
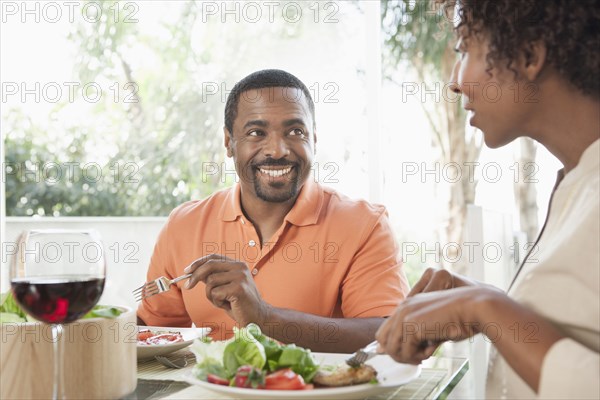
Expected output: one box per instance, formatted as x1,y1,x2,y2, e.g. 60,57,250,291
263,133,290,159
448,59,462,94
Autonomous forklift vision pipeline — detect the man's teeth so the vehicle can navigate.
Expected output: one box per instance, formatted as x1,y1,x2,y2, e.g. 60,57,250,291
259,167,292,177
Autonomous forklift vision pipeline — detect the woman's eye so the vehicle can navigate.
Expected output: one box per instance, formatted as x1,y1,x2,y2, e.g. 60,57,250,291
454,47,466,61
454,38,467,60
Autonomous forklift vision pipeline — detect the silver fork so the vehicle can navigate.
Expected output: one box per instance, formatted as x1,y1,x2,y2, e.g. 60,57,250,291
154,353,194,369
345,340,379,367
133,273,192,302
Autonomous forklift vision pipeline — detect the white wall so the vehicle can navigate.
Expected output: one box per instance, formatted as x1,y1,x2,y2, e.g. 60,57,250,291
5,217,166,310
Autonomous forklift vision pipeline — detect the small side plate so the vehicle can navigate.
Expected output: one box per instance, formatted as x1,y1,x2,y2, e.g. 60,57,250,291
136,326,211,361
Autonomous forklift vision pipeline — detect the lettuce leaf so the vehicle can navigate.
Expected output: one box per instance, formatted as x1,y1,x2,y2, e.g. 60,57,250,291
190,336,233,379
193,358,229,381
223,325,267,376
0,292,26,318
82,305,123,319
0,312,26,323
192,323,319,383
276,344,319,382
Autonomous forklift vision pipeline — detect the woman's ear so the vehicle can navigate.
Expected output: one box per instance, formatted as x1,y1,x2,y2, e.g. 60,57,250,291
522,41,548,81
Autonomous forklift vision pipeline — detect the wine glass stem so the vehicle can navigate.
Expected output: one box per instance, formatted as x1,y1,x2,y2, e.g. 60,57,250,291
51,324,65,399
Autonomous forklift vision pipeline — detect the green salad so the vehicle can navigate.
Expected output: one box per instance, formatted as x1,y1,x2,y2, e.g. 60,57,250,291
0,291,123,324
191,323,319,390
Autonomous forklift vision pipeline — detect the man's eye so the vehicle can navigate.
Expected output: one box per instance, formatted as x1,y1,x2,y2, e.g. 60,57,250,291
289,128,305,137
248,130,264,137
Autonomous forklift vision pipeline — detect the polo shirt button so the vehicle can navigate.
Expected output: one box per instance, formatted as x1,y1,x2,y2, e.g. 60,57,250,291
251,268,259,276
248,240,256,247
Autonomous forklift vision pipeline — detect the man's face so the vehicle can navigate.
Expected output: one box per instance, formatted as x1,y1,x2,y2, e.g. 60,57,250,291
224,87,316,203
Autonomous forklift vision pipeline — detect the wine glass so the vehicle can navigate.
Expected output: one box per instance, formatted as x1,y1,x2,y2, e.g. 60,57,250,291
10,229,106,399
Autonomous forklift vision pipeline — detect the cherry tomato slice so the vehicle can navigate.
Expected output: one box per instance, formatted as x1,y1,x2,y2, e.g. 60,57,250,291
264,368,306,390
145,333,183,345
207,374,230,386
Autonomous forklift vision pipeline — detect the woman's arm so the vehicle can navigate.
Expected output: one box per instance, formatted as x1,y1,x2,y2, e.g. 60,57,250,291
376,286,565,392
471,288,564,391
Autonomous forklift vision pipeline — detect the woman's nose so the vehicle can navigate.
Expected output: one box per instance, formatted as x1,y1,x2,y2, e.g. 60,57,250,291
448,59,462,94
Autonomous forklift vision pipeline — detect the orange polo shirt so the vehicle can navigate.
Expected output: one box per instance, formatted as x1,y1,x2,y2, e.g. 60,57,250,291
137,180,409,340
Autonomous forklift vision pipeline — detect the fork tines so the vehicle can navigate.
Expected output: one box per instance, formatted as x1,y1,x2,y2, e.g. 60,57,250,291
346,351,369,368
133,282,159,302
345,340,379,367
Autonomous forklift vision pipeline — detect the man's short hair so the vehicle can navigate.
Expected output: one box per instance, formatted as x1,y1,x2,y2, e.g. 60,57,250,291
224,69,316,134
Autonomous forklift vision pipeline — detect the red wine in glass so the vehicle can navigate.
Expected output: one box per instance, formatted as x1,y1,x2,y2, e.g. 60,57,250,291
10,229,107,399
11,276,105,324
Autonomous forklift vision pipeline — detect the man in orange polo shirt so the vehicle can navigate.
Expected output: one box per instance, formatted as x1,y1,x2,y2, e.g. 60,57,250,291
137,69,409,352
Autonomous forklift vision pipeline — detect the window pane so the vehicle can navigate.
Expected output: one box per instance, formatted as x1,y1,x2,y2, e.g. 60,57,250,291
2,1,371,216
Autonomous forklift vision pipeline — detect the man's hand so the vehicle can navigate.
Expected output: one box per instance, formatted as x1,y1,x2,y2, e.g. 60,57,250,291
183,254,271,327
375,287,489,364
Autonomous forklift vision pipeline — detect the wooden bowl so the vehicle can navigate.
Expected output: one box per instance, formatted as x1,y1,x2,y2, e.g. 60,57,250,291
0,306,137,399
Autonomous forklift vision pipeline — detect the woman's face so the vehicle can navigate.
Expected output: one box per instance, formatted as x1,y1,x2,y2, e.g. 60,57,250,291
450,31,535,148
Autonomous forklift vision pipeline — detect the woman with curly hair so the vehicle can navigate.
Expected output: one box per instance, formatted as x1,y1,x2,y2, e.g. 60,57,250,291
376,0,599,398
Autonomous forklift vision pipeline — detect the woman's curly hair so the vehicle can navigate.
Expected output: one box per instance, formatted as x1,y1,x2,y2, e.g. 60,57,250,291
446,0,599,99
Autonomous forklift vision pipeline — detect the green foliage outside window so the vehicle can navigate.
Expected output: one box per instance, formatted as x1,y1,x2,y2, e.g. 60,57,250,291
4,1,341,216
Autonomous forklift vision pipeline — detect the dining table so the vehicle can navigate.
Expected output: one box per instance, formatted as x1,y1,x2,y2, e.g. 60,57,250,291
124,345,469,400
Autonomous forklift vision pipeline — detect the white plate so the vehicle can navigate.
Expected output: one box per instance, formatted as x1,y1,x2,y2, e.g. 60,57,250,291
183,352,421,400
136,326,210,360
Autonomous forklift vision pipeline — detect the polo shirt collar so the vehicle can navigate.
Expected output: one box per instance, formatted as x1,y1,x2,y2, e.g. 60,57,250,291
221,184,243,222
220,180,323,227
284,179,322,227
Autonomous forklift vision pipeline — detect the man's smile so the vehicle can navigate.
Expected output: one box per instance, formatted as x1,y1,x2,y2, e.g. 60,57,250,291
258,166,294,178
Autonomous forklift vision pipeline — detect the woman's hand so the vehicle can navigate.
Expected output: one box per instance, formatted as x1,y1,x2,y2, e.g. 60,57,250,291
376,285,564,392
408,267,480,297
376,286,492,364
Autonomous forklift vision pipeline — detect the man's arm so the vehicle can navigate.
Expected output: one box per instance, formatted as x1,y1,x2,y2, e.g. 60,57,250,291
260,307,384,353
183,254,385,352
184,208,407,351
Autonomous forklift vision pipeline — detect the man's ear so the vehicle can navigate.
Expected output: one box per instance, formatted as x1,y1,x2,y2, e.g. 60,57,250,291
522,41,547,81
224,127,233,158
313,129,317,155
